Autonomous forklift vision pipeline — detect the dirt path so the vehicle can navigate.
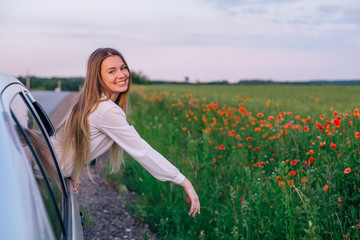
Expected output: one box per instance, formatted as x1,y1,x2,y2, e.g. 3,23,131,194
50,92,158,240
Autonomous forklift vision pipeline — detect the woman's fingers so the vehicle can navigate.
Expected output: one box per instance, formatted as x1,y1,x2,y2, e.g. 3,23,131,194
180,178,200,217
70,176,81,194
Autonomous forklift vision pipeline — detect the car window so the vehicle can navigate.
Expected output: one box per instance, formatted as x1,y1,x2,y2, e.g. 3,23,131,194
10,93,64,239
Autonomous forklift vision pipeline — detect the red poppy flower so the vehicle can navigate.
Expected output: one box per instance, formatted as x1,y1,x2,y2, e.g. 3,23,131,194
239,197,244,202
308,157,315,165
246,137,253,142
254,147,260,151
238,143,243,147
323,185,329,191
276,176,282,181
307,149,314,155
278,181,285,186
330,143,336,149
355,132,360,138
268,116,274,121
344,168,351,174
301,178,307,183
228,130,235,136
254,128,261,133
337,198,342,203
291,160,297,166
333,117,341,128
289,171,296,176
220,144,225,150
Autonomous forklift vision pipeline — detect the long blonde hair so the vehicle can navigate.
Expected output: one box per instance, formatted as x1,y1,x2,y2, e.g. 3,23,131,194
59,48,132,180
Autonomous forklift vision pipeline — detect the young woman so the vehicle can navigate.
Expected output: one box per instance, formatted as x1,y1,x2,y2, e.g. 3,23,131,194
55,48,200,217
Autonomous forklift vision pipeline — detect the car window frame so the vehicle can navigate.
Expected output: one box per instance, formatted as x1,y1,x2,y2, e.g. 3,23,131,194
9,91,72,239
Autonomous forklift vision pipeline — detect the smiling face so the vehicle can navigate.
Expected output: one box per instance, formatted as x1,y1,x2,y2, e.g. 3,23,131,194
100,55,130,102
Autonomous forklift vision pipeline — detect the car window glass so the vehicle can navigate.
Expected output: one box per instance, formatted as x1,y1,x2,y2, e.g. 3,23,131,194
10,93,64,238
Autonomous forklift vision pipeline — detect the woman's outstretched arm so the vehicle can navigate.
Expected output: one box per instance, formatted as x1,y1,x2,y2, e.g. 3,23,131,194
179,178,200,217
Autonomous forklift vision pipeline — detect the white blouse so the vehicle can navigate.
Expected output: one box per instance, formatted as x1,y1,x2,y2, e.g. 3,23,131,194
54,98,185,185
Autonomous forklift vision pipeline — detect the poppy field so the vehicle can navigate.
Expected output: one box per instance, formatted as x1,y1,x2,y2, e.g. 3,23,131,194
107,84,360,240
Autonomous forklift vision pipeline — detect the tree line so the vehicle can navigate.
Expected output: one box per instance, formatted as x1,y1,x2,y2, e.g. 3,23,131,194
18,71,152,91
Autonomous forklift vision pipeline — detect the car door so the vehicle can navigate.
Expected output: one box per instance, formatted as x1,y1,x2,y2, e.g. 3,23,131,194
1,78,84,240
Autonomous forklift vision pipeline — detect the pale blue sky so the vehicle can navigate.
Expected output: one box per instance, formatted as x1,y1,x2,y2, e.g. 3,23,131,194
0,0,359,82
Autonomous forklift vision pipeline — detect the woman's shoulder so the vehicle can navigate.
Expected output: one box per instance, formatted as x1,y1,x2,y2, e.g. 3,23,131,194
93,99,126,118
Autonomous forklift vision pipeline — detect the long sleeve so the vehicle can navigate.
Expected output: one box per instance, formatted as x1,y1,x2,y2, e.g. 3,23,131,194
96,103,185,185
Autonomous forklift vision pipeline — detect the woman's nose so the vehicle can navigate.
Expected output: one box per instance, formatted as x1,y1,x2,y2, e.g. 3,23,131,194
117,69,126,78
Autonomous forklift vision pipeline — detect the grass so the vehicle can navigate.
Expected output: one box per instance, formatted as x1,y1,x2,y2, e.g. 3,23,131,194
106,84,360,240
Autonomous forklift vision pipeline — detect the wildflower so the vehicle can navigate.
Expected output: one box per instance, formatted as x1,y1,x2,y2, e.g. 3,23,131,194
333,111,338,116
338,153,341,157
278,181,285,186
358,222,360,228
308,157,315,165
320,115,324,119
344,168,351,174
301,178,307,183
333,117,341,128
337,198,342,203
228,130,235,136
355,132,360,138
257,113,264,117
262,133,268,138
323,185,329,191
255,128,261,133
246,137,253,142
345,114,349,118
349,121,353,125
220,144,225,150
291,160,297,166
236,134,240,139
330,143,336,149
354,109,359,118
212,159,216,163
288,180,294,185
307,149,314,155
268,116,274,121
239,197,244,202
315,98,319,102
320,142,325,147
276,176,282,181
254,147,260,151
238,143,243,147
311,169,315,172
303,161,307,166
243,96,247,101
289,171,296,176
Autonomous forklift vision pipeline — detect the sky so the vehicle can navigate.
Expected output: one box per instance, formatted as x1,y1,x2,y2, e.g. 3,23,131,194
0,0,359,83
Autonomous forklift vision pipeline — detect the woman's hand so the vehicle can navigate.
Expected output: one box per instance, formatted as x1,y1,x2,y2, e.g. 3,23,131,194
179,178,200,217
70,176,81,194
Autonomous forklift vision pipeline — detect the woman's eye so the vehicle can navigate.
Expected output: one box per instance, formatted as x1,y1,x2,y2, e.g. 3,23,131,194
109,70,115,74
121,67,127,71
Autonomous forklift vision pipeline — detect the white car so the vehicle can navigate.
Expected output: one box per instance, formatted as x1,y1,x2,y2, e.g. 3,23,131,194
0,73,84,240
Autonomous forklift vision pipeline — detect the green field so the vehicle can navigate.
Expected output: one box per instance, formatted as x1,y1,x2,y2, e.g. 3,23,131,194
106,84,360,240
